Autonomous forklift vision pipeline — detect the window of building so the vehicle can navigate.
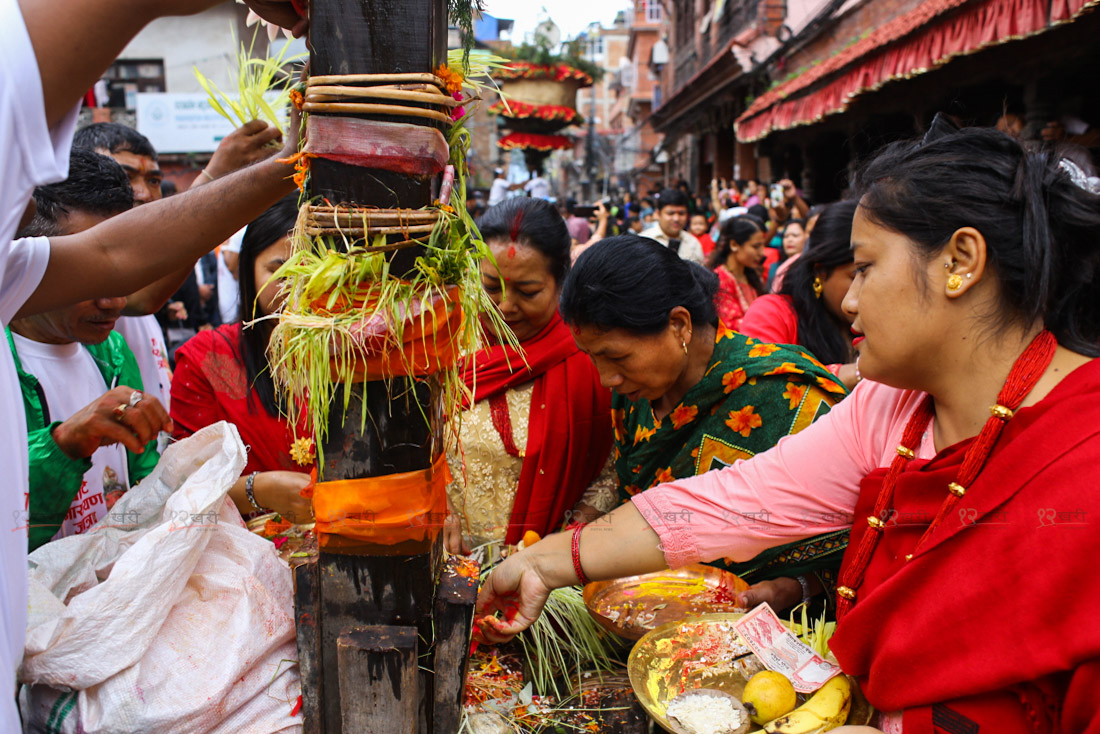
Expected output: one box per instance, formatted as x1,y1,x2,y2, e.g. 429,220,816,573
104,58,165,109
643,0,663,22
588,36,605,57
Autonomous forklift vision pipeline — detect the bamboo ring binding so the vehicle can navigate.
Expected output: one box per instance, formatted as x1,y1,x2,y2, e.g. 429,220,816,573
302,203,444,250
304,73,457,126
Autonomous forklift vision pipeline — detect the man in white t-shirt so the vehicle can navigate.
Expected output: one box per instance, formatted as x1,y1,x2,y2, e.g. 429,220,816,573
10,149,169,552
1,0,303,726
640,187,706,265
523,169,551,200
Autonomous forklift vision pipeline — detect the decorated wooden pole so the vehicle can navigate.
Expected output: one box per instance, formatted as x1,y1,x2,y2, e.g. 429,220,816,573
277,1,493,731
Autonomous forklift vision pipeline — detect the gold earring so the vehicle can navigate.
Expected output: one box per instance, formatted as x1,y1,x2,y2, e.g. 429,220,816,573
812,277,824,299
946,274,964,291
682,340,688,355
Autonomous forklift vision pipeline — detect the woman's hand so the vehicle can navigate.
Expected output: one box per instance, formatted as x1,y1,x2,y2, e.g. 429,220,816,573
253,470,314,523
475,551,555,644
443,496,471,555
738,576,805,612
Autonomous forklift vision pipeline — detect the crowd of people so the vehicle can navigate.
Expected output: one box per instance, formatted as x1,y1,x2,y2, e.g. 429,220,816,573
3,0,1100,731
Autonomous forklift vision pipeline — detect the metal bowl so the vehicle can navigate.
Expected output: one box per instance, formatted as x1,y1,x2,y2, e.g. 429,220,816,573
627,613,873,732
583,564,750,640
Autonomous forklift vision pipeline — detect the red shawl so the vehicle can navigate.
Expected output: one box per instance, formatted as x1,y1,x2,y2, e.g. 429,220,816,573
829,358,1100,733
460,314,612,544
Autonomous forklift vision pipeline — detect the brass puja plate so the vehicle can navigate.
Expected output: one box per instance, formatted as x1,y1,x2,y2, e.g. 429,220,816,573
583,564,750,640
628,613,873,732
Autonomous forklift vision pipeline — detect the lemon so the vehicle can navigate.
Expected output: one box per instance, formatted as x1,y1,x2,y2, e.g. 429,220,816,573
742,671,797,725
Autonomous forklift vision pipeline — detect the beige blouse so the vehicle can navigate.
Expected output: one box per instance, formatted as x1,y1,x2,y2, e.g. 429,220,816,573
446,381,617,549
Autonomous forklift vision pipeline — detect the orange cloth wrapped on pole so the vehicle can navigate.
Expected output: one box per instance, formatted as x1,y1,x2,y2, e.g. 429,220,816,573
310,284,463,381
312,453,450,546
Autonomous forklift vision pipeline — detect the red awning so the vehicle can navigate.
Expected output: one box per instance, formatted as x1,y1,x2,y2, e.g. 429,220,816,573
735,0,1099,142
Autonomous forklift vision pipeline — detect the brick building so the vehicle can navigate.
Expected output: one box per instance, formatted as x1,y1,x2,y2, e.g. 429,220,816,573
651,0,1099,202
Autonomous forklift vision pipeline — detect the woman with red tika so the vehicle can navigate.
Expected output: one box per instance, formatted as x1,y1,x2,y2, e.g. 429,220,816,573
442,197,613,552
474,120,1100,732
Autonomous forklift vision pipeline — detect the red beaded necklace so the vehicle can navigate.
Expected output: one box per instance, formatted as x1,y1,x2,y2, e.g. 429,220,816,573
836,330,1058,618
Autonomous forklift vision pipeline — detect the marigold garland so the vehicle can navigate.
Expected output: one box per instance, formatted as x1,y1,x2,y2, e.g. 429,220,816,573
496,61,594,86
488,100,582,124
497,132,573,151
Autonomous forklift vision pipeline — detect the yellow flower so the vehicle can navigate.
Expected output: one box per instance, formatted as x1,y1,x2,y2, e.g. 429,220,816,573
716,322,735,341
725,406,763,437
748,343,781,358
722,368,747,394
669,404,698,429
783,381,806,410
289,436,316,466
633,425,657,444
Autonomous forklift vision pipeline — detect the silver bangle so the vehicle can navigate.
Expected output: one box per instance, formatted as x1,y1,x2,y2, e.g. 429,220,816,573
245,471,263,511
795,575,812,606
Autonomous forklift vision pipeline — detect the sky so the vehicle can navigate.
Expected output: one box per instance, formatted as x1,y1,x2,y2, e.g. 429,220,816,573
484,0,629,44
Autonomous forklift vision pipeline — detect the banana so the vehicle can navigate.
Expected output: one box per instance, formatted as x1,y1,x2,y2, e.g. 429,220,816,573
762,675,852,734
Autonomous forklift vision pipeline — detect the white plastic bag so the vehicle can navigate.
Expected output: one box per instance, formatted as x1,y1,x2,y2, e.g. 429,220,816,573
20,423,301,734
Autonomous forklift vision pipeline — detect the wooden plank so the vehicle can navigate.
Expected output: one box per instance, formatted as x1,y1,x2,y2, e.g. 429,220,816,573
336,625,419,733
431,557,480,731
293,559,324,734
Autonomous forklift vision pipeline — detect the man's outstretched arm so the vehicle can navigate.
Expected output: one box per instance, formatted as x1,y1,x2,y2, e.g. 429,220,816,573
17,0,303,129
18,152,297,318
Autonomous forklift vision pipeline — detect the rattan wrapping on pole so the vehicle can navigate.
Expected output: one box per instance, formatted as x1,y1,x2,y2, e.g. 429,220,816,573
301,203,444,250
304,73,456,125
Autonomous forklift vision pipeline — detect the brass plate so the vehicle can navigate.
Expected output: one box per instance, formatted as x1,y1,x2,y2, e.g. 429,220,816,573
627,613,873,732
583,564,750,640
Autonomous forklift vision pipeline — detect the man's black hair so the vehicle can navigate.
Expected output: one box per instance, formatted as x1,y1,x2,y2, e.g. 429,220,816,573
654,188,689,211
72,122,158,161
17,149,133,238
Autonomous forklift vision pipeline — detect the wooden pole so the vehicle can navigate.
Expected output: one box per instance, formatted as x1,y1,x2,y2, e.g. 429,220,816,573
295,2,455,732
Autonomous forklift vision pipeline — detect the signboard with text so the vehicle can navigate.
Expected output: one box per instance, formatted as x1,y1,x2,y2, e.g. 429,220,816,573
136,92,287,154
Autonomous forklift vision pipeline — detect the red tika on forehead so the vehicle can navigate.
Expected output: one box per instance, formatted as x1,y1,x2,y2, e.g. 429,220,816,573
507,245,516,259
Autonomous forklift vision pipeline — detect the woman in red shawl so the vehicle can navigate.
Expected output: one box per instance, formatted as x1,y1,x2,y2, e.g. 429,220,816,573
443,197,613,553
475,122,1100,732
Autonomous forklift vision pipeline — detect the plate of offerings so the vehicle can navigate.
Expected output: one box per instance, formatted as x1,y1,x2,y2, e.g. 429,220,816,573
583,564,750,640
628,614,873,732
247,512,316,563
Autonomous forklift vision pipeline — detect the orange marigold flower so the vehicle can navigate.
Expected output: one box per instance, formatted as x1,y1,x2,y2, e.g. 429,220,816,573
748,342,781,358
764,362,806,377
725,405,763,437
716,322,736,341
435,64,464,95
783,381,806,410
633,425,657,444
288,88,304,110
669,404,698,429
722,368,747,393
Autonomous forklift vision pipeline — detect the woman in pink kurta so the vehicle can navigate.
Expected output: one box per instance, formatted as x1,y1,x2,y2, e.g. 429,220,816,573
475,124,1100,732
740,201,860,387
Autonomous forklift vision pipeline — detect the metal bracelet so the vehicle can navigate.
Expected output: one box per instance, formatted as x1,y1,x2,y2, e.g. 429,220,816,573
245,471,263,512
795,574,812,606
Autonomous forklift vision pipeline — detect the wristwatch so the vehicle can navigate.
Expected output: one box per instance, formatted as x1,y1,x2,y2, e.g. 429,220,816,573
245,471,263,512
795,575,812,607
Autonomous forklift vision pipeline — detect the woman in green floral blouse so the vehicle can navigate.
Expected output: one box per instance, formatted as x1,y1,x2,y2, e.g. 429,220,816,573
564,234,850,613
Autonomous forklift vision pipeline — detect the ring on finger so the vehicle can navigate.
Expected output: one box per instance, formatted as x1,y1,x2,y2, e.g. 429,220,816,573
113,403,128,422
128,390,143,408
